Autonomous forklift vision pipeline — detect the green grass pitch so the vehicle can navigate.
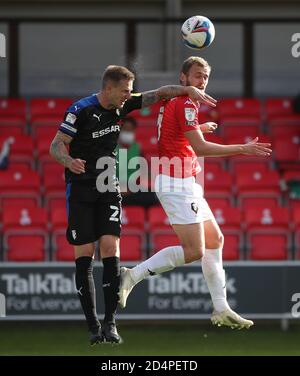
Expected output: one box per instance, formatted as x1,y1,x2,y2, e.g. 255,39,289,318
0,321,299,356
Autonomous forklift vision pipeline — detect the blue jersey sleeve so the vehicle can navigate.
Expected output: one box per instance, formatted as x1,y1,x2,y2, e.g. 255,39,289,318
59,102,83,137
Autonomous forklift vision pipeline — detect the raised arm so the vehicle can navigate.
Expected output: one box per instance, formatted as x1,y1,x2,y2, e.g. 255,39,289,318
49,130,86,174
141,85,217,108
185,130,272,158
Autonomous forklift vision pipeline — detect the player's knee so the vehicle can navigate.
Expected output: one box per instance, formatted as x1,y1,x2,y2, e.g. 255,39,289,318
101,245,118,258
206,232,224,249
74,244,94,259
100,235,120,258
183,245,204,263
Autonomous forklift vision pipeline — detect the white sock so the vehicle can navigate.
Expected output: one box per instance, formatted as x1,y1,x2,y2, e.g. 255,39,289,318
131,246,185,284
201,248,230,312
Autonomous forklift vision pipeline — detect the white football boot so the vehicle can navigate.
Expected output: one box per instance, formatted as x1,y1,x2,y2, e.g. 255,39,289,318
211,308,254,329
119,267,137,309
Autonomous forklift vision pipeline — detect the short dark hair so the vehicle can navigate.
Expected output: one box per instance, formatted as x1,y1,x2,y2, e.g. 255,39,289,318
102,65,135,88
122,116,137,128
181,56,211,75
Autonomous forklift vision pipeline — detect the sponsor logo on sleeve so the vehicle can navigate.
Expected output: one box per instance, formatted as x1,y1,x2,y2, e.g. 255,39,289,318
185,108,196,122
66,113,77,125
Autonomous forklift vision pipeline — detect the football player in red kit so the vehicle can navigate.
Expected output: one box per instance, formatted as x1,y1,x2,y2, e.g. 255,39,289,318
120,57,272,329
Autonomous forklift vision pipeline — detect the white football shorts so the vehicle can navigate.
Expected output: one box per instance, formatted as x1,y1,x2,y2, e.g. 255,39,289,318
155,174,214,225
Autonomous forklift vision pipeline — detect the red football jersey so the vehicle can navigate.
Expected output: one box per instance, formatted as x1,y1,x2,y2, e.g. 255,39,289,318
157,96,201,177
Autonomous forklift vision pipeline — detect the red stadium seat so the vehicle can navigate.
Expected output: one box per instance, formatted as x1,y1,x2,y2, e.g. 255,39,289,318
268,115,300,127
273,135,300,162
228,155,272,172
231,160,270,176
0,98,26,129
220,116,261,127
42,162,65,177
1,197,37,212
222,235,240,260
211,206,241,226
265,98,294,121
151,233,180,254
223,125,260,142
6,163,31,172
204,161,224,175
0,126,24,137
248,234,288,260
0,170,41,205
148,206,175,254
269,125,299,139
32,115,62,127
244,206,290,231
30,98,73,148
53,234,74,261
5,234,46,261
120,234,143,261
50,203,70,262
122,206,146,231
228,134,271,145
265,98,300,126
30,98,73,125
240,197,279,210
292,206,300,252
235,170,281,203
50,208,68,233
36,136,54,165
2,206,48,232
283,170,300,185
0,135,34,167
218,98,261,117
204,170,232,200
206,198,230,208
244,206,290,259
211,206,241,229
43,167,65,200
34,125,57,139
47,197,66,214
217,98,262,126
289,199,300,212
292,205,300,228
148,206,171,231
203,134,224,144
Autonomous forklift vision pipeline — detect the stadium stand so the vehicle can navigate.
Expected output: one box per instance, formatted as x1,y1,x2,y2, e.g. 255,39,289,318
0,97,299,262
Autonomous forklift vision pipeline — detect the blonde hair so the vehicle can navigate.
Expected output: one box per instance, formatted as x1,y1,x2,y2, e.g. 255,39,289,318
181,56,211,75
102,65,135,88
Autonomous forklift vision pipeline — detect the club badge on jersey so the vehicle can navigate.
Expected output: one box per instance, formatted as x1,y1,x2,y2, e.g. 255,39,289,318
185,107,197,126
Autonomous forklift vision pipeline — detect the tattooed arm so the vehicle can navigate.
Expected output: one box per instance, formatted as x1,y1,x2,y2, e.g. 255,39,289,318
49,131,86,174
141,85,217,108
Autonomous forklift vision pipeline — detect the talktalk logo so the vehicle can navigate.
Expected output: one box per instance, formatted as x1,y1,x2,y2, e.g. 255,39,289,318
1,273,76,295
148,272,236,295
0,33,6,58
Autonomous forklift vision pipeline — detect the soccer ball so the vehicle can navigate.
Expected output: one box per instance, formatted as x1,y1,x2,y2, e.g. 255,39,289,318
181,15,215,50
